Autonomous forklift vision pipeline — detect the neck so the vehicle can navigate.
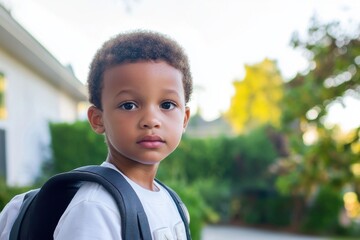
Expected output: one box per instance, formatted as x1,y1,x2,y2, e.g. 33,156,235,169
106,155,159,191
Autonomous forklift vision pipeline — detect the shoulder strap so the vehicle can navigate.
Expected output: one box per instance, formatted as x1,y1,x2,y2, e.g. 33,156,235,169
10,166,152,240
9,190,39,240
75,166,152,240
155,180,192,240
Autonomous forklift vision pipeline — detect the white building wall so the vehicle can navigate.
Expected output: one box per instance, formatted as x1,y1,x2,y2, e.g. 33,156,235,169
0,47,80,186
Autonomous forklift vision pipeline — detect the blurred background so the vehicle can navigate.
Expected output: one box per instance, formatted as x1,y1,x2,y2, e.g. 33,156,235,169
0,0,359,239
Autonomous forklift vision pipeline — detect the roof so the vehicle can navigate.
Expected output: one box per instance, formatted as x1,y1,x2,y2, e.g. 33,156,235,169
0,5,87,101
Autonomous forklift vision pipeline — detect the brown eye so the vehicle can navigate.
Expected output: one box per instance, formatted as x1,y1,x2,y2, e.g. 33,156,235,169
120,102,137,110
161,101,176,110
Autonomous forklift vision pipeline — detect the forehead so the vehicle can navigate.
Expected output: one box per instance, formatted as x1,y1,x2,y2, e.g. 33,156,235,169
102,61,185,99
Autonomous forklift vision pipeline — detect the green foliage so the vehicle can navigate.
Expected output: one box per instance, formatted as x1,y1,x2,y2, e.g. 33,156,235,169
237,190,292,226
274,17,360,235
0,178,32,211
190,179,231,223
158,136,236,222
230,126,279,193
301,186,344,235
159,125,280,224
160,125,278,191
47,121,107,175
283,18,360,126
166,181,219,240
158,136,235,182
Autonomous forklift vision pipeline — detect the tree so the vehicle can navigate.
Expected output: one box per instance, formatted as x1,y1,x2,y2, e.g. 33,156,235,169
226,59,284,134
282,17,360,127
275,18,360,230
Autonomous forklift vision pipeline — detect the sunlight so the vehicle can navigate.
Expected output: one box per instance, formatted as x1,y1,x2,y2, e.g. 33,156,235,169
351,163,360,177
343,192,360,219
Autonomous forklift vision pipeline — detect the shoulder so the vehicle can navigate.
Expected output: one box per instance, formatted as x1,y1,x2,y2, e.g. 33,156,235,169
54,182,121,239
0,192,27,218
68,182,118,213
0,191,33,240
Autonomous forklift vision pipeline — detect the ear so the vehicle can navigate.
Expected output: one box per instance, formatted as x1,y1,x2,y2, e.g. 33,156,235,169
182,107,191,131
88,106,105,134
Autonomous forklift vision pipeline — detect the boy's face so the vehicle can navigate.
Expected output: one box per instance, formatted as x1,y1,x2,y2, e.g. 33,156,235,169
88,61,190,166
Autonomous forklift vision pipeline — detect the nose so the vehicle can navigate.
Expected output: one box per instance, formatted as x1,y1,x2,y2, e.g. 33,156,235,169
139,108,161,129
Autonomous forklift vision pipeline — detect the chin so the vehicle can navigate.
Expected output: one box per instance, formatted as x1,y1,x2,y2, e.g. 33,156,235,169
133,157,163,165
135,160,161,166
133,153,167,165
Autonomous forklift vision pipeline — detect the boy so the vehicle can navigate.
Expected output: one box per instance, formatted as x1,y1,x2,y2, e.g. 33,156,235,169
0,30,192,239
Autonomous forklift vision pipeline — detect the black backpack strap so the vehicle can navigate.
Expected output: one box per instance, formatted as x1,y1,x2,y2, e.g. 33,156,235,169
10,174,85,240
10,166,152,240
75,166,152,240
155,180,192,240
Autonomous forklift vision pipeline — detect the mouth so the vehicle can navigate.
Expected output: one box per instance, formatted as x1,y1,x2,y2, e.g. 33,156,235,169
137,135,165,149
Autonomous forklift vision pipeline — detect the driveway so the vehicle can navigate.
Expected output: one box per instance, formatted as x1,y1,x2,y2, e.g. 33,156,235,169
201,225,328,240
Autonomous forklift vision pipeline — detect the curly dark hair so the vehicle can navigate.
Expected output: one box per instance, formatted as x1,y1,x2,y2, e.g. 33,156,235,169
87,30,193,109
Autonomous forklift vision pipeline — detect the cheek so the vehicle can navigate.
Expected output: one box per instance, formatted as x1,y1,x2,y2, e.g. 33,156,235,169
167,113,185,129
170,115,186,136
103,116,132,140
171,126,185,150
105,124,132,151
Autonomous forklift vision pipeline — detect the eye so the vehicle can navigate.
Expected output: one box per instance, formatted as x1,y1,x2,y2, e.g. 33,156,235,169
119,102,137,111
161,101,176,110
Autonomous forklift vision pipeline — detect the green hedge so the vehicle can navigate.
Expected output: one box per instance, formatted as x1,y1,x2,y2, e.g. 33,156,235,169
301,186,346,235
46,121,107,175
0,178,32,211
236,190,292,226
166,180,219,240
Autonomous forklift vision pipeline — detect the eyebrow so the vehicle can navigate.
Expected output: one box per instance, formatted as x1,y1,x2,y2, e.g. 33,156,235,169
161,89,182,98
115,89,135,97
115,89,182,98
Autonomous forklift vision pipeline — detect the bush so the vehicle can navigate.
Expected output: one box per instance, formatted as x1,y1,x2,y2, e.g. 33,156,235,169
47,121,107,175
158,136,235,182
230,126,279,192
166,180,218,240
234,189,292,226
190,179,231,223
0,178,33,211
159,126,281,225
301,186,344,235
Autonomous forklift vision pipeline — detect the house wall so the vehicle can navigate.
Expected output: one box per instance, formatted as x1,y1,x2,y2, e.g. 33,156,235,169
0,47,80,186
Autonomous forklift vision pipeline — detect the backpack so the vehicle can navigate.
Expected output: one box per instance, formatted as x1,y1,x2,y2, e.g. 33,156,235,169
9,165,191,240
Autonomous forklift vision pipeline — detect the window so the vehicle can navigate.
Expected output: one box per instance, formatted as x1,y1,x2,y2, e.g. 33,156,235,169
0,73,6,119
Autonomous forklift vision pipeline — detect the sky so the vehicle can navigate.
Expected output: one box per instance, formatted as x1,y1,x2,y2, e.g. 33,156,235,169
2,0,360,130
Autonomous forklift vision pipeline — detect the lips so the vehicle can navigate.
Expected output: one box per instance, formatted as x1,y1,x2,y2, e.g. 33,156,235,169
137,135,165,148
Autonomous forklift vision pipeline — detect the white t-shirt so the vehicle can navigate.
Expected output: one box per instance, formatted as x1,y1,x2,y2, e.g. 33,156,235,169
0,162,188,240
0,191,29,240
